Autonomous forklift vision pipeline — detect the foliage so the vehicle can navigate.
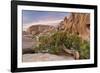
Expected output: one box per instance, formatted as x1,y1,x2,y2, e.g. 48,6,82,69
79,40,90,59
33,31,90,59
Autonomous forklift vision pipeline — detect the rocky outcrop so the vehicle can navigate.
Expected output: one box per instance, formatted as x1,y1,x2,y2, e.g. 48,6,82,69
58,13,90,40
27,25,55,35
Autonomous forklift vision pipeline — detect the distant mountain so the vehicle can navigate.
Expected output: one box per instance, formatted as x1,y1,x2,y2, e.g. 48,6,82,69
26,24,56,35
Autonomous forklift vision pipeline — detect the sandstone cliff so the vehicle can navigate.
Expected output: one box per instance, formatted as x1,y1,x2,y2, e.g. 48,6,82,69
58,13,90,40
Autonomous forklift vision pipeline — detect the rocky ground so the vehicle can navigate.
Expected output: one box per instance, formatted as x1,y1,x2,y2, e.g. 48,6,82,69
22,53,74,62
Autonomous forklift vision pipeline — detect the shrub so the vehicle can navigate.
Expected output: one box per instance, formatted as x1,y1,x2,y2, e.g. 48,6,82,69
33,31,90,59
79,40,90,59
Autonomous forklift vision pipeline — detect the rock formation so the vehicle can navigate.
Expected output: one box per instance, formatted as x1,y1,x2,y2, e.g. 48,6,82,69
58,13,90,40
27,25,54,35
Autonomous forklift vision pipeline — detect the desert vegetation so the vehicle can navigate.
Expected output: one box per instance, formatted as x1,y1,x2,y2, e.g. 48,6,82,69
33,31,90,59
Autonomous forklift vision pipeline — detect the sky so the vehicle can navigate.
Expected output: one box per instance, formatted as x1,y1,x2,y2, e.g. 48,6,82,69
22,10,70,30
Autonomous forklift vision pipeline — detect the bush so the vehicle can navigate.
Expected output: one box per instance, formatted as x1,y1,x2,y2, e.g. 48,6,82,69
33,31,90,59
79,40,90,59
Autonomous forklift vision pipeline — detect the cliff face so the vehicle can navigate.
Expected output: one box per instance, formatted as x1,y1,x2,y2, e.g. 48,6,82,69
58,13,90,40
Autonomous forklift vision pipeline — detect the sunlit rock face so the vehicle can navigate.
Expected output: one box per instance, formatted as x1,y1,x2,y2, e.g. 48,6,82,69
58,13,90,41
